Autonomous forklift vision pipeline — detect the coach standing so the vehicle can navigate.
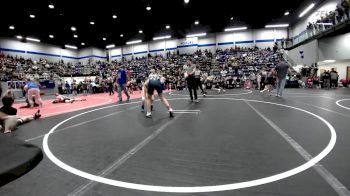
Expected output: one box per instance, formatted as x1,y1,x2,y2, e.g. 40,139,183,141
117,65,130,103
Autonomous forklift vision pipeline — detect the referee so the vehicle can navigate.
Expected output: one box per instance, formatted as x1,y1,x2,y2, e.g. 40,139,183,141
185,59,199,103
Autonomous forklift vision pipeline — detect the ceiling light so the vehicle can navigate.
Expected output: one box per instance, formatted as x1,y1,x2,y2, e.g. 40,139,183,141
126,40,142,45
139,30,143,34
90,21,95,25
71,26,76,31
112,15,117,19
195,21,199,25
73,35,78,38
322,60,336,63
9,25,15,30
81,42,85,46
103,37,106,41
224,27,248,32
49,34,54,38
166,25,170,29
26,37,40,42
284,11,290,16
48,4,54,9
120,34,124,37
186,33,206,38
106,44,115,49
184,0,190,4
230,17,234,21
30,14,35,18
16,35,23,39
153,35,171,40
299,3,315,18
265,24,289,28
146,6,151,11
65,45,77,50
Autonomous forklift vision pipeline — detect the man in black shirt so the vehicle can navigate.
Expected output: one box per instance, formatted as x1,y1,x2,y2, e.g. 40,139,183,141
275,60,290,97
0,91,17,115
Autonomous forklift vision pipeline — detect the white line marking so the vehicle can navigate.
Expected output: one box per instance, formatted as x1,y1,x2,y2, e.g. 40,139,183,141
68,106,188,196
299,102,350,119
25,106,139,142
336,99,350,111
173,112,199,114
42,98,337,193
173,110,201,112
285,95,335,100
169,90,252,97
245,101,349,196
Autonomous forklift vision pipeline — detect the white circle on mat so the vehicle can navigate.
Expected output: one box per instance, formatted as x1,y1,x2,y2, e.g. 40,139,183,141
336,99,350,111
43,98,336,193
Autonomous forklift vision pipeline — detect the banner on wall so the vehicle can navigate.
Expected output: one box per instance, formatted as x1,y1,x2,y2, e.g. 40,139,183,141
6,80,55,89
39,80,55,89
178,37,198,47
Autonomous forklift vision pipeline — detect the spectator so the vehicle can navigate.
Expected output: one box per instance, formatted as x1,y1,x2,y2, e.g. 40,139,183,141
330,68,339,88
65,81,71,94
342,0,350,19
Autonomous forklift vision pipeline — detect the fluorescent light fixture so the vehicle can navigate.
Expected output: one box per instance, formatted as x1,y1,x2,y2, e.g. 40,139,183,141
299,3,315,18
316,23,333,26
112,15,117,19
126,40,142,45
224,27,248,32
166,25,170,29
16,35,23,39
184,0,189,3
153,35,171,40
194,20,199,25
81,42,85,46
139,30,143,34
71,26,76,31
30,14,35,18
48,4,54,9
9,25,15,30
102,37,106,41
65,45,77,50
322,60,336,63
106,44,115,49
26,37,40,42
186,33,206,38
90,21,95,25
73,35,78,38
49,34,54,38
284,11,290,16
120,34,124,37
265,24,289,28
146,6,151,11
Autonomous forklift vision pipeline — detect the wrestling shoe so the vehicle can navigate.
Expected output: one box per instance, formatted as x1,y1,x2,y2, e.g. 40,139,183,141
34,110,41,119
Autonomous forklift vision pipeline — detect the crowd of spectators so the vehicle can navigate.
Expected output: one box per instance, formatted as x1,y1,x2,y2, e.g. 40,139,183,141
306,0,350,38
1,43,344,98
0,46,291,94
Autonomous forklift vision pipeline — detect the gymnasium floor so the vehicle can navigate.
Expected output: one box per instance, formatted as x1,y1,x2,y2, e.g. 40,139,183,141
1,88,350,196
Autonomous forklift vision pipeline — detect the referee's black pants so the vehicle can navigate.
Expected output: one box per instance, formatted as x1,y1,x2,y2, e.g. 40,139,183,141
187,76,197,101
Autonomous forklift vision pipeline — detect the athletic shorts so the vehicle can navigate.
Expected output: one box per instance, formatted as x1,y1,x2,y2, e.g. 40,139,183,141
148,80,163,95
